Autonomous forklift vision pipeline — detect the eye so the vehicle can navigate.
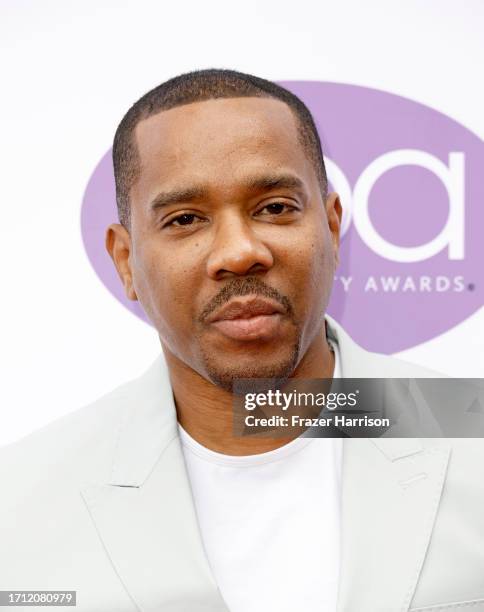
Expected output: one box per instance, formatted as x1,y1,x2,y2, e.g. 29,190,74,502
164,213,204,227
255,202,297,216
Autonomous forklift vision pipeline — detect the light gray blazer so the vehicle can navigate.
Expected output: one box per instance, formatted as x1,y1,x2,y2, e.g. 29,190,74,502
1,318,483,611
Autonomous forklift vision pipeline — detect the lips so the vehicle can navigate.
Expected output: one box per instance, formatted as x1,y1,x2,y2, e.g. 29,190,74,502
205,296,287,341
206,296,286,323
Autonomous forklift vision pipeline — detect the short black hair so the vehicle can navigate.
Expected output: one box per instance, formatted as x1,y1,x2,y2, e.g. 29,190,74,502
113,68,327,228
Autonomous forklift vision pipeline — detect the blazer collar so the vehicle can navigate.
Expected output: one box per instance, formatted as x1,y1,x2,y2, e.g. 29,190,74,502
107,356,178,487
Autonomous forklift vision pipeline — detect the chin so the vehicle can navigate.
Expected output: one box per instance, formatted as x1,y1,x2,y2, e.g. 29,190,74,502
201,344,300,394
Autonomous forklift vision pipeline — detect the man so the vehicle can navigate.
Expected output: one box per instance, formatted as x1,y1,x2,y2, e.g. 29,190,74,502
1,70,483,612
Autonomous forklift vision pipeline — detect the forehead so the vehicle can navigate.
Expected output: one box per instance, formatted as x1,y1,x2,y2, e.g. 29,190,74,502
132,97,314,199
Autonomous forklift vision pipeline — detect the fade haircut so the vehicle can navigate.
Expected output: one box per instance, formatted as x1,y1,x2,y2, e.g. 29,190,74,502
113,69,328,228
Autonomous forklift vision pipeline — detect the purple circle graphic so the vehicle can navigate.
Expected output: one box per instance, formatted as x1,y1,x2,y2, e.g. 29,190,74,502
81,82,484,354
368,166,449,248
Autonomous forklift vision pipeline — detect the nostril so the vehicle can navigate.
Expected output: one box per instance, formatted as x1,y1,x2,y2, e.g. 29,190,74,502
247,263,268,275
214,263,269,281
214,269,234,281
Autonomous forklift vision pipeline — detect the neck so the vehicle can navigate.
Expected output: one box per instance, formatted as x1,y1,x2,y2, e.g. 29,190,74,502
163,322,335,455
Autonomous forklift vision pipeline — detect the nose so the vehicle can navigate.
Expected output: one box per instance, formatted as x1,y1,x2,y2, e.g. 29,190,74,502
206,213,274,280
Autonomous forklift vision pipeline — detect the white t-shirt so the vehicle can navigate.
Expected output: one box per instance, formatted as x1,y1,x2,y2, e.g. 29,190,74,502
179,342,342,612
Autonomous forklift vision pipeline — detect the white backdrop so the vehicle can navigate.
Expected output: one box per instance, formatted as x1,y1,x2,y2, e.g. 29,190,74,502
1,0,483,446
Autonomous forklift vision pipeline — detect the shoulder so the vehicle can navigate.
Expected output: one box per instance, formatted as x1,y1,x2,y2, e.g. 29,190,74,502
0,356,177,589
359,350,443,378
0,385,121,492
0,358,163,491
326,315,444,378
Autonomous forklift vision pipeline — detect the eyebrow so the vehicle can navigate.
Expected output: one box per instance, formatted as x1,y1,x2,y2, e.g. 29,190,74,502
150,187,206,211
149,173,306,212
246,173,305,193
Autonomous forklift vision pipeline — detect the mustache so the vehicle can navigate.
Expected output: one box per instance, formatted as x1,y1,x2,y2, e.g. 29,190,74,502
198,277,294,324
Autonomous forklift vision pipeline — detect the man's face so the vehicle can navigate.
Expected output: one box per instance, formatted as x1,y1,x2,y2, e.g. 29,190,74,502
109,97,341,389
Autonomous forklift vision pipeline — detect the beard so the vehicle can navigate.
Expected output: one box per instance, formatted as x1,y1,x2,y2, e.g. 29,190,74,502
199,336,301,394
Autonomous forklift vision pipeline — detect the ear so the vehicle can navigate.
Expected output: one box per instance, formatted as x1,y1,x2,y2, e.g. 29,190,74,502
325,192,342,268
105,223,138,301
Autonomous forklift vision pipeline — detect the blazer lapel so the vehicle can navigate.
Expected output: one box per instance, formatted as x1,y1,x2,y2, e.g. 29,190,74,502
336,437,450,612
327,317,452,612
81,357,229,612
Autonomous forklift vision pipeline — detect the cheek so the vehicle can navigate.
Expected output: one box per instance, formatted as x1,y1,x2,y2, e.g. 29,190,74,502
279,225,333,310
289,225,331,278
132,242,199,332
